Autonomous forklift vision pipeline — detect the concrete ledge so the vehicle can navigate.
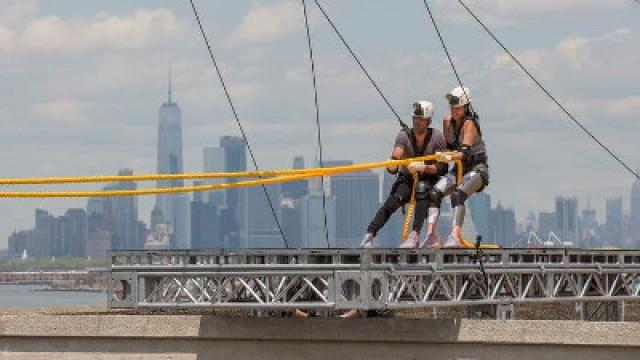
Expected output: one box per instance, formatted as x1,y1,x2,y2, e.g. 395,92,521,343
2,315,640,360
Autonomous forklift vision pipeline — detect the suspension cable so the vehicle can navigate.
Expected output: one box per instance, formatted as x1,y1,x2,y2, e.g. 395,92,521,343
313,0,408,130
456,0,640,181
421,0,474,113
301,0,330,248
189,0,289,248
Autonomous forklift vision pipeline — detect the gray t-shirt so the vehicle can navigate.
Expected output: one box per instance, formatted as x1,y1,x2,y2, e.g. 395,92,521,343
394,128,446,176
394,128,446,158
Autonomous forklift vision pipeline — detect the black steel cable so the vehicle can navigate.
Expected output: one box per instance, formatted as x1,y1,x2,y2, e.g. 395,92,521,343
457,0,640,181
189,0,289,248
313,0,408,130
301,0,330,248
421,0,474,113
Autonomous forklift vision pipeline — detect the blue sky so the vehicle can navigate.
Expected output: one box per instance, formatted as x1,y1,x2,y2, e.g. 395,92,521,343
0,0,639,247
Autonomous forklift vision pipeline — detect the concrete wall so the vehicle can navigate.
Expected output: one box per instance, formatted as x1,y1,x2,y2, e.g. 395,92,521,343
2,315,640,359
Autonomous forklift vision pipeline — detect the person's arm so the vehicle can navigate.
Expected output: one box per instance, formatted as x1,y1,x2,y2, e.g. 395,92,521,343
387,145,405,174
450,120,478,161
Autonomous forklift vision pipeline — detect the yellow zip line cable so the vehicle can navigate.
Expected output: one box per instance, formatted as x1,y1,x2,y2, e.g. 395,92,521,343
0,153,459,186
0,156,463,198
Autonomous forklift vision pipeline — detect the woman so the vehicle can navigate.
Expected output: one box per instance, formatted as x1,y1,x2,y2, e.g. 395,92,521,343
439,87,490,247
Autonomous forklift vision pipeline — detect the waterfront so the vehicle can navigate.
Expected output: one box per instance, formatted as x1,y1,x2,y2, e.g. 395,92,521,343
0,284,105,309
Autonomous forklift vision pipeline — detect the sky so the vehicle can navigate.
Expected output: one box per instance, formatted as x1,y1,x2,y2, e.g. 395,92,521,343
0,0,639,248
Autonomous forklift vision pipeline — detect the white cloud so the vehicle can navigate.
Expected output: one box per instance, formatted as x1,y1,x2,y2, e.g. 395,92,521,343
228,1,303,44
30,99,92,125
2,9,181,54
436,0,630,27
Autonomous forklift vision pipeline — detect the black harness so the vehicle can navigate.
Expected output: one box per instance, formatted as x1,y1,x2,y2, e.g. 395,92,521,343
406,127,432,157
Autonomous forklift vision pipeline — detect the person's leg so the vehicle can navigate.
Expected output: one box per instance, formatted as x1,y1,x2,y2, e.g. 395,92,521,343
421,174,456,248
401,180,429,248
362,181,411,247
446,170,485,247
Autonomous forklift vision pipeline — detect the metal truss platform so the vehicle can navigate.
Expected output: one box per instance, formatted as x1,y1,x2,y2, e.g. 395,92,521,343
108,248,640,312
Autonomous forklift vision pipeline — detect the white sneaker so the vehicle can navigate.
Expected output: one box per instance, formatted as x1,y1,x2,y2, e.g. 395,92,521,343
400,231,419,248
443,234,463,248
361,233,375,248
421,232,441,248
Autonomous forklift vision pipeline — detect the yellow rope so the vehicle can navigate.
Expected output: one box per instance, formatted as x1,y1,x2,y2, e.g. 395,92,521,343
0,154,458,186
0,155,454,198
400,173,419,242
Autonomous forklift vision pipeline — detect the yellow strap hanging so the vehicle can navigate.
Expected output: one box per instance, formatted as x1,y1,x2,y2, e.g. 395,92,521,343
400,173,419,242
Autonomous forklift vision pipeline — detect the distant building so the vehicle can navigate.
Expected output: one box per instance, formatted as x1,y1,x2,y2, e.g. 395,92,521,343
247,184,283,248
300,192,336,248
491,202,516,246
631,175,640,246
605,197,623,247
555,197,578,246
155,69,189,248
378,171,404,247
469,192,491,241
220,136,248,248
328,161,379,248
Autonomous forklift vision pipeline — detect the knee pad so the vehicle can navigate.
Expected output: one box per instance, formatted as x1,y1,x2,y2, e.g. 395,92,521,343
450,189,468,208
415,181,428,201
427,189,443,207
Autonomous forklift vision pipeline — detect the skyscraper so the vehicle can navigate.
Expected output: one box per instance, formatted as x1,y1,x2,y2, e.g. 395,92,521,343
605,197,623,247
555,197,578,245
203,146,225,206
328,161,380,248
631,174,640,245
247,184,283,248
191,181,221,249
491,202,516,246
154,69,189,248
282,156,308,200
62,208,88,257
300,192,336,248
220,136,248,248
469,192,491,241
378,171,404,247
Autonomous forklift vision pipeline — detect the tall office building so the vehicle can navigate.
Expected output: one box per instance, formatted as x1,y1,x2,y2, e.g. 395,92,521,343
154,69,189,248
328,161,380,248
631,173,640,245
62,208,88,257
111,169,139,249
191,181,221,249
203,146,225,206
605,197,623,247
469,192,491,241
247,184,283,248
220,136,248,248
378,171,404,247
300,192,337,248
582,207,598,248
282,156,308,200
491,203,516,246
555,197,578,246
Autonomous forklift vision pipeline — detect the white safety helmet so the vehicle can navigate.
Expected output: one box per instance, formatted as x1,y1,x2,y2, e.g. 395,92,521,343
412,100,434,119
446,87,471,108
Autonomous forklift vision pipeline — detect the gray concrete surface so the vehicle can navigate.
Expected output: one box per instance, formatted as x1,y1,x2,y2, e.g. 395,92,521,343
1,314,640,359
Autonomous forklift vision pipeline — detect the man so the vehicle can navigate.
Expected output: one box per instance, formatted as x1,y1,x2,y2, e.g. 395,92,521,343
361,100,447,248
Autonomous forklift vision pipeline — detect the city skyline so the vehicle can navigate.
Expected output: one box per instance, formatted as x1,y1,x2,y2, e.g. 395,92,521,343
0,1,639,248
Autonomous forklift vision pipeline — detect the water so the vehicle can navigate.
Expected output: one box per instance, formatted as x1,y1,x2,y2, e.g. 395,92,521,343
0,284,106,309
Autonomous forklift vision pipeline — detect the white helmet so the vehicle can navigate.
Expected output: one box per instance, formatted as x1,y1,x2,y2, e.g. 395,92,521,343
412,100,434,119
446,87,471,108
